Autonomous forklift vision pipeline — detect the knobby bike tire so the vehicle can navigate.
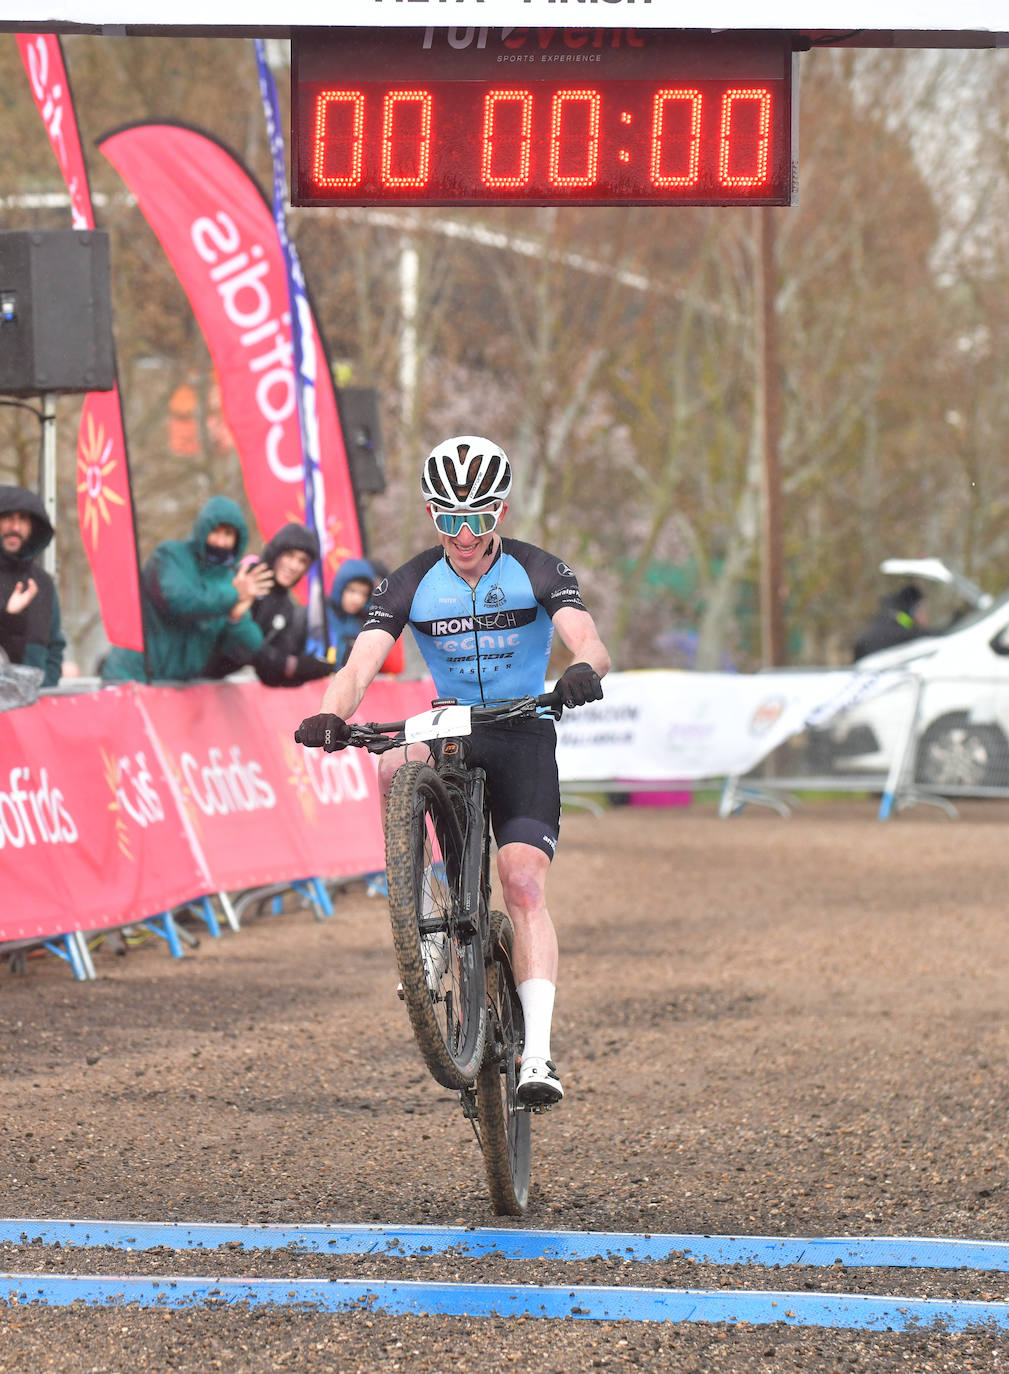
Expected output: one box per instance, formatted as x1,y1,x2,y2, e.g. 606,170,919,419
384,761,486,1090
477,909,531,1215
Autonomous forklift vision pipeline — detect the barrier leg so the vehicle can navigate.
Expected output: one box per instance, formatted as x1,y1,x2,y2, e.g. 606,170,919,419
718,777,740,818
72,931,97,981
306,877,333,919
42,934,94,982
217,891,241,933
365,872,388,898
142,912,185,959
879,677,924,820
188,896,221,939
290,878,334,920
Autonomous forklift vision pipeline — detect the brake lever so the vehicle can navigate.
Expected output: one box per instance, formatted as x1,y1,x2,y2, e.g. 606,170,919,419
359,734,405,755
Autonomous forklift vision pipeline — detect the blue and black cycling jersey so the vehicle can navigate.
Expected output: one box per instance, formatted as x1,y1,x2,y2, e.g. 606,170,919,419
362,537,588,705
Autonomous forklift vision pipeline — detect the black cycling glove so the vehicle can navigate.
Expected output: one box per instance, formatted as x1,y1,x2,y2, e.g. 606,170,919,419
294,713,352,751
557,662,603,709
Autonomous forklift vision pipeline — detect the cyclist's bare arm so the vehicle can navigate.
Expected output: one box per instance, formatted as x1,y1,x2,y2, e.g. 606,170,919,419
318,627,396,721
552,606,611,679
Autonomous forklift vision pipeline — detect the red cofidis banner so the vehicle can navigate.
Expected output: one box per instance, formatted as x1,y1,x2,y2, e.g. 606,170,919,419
0,677,434,945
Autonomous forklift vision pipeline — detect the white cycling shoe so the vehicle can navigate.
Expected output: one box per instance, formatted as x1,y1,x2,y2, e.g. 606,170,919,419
396,932,450,1001
517,1056,564,1109
421,931,450,992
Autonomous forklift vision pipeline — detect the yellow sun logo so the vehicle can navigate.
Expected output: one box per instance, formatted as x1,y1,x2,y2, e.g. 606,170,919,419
282,736,317,824
100,747,134,862
77,412,127,551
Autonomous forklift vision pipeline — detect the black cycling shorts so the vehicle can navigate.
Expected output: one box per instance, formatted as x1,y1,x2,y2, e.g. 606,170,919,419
465,716,560,861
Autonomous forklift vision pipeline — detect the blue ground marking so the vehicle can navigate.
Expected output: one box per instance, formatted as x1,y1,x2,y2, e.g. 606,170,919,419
2,1219,1009,1271
0,1272,1007,1329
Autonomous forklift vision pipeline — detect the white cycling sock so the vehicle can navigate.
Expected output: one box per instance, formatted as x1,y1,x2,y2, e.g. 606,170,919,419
517,979,556,1063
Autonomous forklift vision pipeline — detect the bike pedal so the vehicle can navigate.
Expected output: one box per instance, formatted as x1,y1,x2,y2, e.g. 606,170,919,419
458,1087,479,1120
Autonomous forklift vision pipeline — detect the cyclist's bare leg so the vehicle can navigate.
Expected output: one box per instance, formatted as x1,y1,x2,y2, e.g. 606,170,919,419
495,842,557,984
497,841,563,1104
377,743,431,814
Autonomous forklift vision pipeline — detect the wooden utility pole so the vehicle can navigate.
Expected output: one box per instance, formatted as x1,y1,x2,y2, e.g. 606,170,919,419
757,206,786,667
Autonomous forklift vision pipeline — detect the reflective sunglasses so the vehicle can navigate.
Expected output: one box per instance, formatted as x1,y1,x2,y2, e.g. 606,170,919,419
430,504,503,538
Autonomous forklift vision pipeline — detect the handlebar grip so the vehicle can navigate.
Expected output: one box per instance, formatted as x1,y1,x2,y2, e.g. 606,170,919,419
537,685,564,713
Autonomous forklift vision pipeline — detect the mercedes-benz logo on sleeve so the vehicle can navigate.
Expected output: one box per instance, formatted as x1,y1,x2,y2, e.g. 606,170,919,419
556,562,573,577
373,578,389,596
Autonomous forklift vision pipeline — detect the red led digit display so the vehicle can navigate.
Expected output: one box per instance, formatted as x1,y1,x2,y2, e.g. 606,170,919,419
292,30,796,208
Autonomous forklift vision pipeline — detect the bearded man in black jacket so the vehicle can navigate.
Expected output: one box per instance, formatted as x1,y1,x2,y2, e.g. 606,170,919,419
206,521,333,688
0,485,65,686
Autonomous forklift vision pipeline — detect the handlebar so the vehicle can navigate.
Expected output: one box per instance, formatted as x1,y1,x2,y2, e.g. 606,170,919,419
347,687,564,754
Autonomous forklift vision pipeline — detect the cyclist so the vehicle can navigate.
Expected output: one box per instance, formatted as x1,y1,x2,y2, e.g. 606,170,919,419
296,435,610,1108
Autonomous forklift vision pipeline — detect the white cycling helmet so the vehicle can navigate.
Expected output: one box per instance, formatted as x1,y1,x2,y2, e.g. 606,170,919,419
421,436,512,511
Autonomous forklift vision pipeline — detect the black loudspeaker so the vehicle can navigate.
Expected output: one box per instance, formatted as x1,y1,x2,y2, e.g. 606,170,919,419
0,229,115,396
339,387,385,495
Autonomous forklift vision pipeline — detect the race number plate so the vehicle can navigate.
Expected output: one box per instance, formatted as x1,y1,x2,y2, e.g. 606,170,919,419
405,704,473,743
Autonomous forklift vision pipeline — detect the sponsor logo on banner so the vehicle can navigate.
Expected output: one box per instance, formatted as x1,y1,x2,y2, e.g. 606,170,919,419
77,408,128,551
0,766,78,849
171,746,277,823
101,748,167,860
284,736,372,823
17,34,93,230
191,211,299,487
750,696,786,736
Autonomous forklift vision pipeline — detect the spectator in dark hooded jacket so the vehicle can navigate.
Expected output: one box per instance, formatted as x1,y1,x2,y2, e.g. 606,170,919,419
0,485,65,686
325,557,376,669
206,522,333,688
853,584,926,661
101,495,270,683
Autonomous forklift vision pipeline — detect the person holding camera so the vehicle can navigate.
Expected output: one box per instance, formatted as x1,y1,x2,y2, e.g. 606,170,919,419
101,495,271,683
206,522,333,688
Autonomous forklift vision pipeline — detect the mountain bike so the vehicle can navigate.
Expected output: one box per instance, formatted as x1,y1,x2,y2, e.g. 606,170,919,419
343,688,563,1215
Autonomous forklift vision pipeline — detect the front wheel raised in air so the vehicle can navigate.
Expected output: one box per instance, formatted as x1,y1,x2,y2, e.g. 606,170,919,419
384,761,486,1089
477,910,531,1215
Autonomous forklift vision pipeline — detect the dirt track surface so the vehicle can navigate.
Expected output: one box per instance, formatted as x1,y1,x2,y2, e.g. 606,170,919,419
4,800,1009,1371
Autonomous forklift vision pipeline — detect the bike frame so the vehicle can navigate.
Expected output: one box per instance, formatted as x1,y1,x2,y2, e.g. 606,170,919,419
432,737,489,945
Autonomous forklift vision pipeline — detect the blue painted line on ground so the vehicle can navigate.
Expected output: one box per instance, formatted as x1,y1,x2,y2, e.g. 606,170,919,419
0,1272,1007,1329
1,1219,1009,1271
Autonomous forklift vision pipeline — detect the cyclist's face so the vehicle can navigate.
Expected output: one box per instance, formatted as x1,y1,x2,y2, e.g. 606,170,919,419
429,502,507,575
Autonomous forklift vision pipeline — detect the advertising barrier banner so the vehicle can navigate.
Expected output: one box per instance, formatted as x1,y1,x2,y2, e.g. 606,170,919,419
0,677,437,946
554,668,887,781
0,686,206,942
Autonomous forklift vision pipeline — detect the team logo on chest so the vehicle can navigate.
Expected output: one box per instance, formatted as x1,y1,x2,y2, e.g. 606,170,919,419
483,584,506,610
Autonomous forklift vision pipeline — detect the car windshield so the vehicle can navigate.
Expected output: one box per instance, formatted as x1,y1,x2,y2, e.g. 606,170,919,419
933,586,1009,636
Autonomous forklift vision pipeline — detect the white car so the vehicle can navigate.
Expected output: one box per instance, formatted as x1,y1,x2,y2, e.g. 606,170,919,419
810,562,1009,788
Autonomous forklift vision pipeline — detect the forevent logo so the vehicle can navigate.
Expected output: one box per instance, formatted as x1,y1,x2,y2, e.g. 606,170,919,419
750,696,786,736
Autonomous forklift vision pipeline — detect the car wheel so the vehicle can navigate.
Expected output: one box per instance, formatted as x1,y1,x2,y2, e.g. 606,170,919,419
914,713,1009,788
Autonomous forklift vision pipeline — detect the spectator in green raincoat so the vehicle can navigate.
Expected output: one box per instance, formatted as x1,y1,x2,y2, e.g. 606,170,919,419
101,495,272,683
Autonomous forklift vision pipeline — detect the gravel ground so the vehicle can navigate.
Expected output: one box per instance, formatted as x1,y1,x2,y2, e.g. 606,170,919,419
3,799,1009,1370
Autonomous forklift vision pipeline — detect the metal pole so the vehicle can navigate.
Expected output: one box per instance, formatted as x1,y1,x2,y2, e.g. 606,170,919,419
758,209,785,668
39,392,58,579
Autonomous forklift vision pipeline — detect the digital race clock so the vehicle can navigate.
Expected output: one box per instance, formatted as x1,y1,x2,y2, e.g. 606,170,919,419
291,28,797,208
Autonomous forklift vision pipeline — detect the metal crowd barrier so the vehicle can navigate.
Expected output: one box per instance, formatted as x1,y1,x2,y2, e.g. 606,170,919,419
723,672,1009,820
